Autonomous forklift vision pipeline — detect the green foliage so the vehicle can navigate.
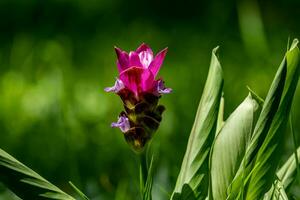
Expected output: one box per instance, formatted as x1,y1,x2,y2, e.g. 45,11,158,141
229,41,288,198
172,39,300,200
245,39,300,200
0,39,300,200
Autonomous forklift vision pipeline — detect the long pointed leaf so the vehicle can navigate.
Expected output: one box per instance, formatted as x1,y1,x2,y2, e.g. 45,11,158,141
172,47,223,199
0,148,76,200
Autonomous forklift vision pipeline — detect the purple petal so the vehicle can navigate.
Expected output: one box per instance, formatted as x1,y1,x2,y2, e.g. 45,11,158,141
157,80,172,94
111,115,130,132
104,79,125,93
115,47,129,73
149,47,168,77
129,51,143,68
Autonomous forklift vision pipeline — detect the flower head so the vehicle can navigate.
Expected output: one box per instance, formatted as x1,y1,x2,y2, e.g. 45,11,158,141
105,43,171,152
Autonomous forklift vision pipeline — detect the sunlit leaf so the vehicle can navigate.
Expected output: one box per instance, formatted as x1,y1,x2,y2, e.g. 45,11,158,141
172,47,223,199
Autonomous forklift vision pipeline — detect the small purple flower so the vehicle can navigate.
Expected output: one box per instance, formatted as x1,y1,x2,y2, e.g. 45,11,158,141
104,79,125,93
157,80,172,94
111,115,130,133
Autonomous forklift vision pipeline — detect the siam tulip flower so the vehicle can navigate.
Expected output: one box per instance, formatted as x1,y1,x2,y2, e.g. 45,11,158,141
105,43,172,152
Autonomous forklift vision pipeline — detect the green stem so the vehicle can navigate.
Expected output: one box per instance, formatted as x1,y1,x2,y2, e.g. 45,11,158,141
139,149,148,199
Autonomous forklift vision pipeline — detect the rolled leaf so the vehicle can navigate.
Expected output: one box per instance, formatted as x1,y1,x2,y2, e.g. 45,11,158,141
210,94,259,200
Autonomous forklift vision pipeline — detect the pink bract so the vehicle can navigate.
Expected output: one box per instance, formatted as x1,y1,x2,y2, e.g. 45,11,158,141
113,43,169,97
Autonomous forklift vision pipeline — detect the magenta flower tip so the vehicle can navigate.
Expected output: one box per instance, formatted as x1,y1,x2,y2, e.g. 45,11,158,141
115,46,129,73
111,115,130,133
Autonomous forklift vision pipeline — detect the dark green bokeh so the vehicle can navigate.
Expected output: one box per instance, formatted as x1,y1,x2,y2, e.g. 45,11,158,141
0,0,299,199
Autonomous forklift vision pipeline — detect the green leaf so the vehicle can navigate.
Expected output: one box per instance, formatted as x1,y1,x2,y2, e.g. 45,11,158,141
210,94,259,200
0,148,76,200
172,47,223,199
246,39,300,199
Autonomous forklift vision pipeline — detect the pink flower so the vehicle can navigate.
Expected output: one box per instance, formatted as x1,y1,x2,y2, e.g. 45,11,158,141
106,43,171,98
105,43,171,151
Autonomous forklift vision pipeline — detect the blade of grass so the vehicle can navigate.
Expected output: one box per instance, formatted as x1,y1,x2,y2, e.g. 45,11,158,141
69,182,89,200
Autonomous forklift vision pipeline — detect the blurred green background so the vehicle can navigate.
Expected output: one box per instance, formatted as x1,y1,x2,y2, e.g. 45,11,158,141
0,0,299,199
